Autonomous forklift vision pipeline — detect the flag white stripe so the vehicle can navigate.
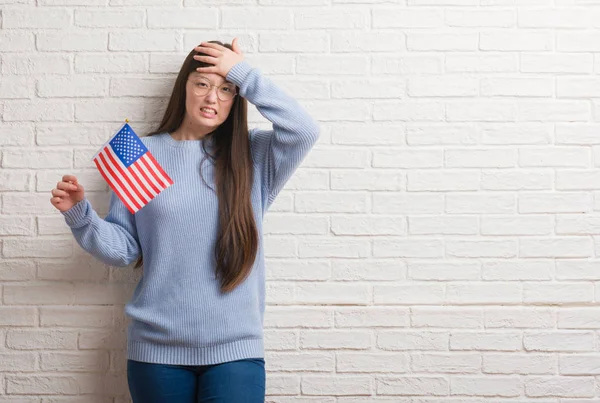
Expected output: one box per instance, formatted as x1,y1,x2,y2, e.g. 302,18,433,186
96,152,137,213
130,162,158,198
137,155,164,191
142,154,171,189
106,146,151,205
103,148,147,207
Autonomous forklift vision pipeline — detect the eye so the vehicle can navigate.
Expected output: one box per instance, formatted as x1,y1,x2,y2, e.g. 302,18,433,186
197,82,209,88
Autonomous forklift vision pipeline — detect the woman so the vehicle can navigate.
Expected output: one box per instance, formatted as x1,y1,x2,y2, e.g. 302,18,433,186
49,39,320,403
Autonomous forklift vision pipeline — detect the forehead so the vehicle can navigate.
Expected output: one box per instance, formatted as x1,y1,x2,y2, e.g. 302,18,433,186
189,72,231,85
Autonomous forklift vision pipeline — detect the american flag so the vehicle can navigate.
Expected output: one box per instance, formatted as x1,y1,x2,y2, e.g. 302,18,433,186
92,122,173,214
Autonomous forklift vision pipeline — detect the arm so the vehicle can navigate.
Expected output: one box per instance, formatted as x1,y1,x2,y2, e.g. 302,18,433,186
226,61,321,206
61,192,141,267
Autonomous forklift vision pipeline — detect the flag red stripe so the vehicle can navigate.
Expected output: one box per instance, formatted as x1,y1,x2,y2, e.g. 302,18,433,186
146,152,174,186
132,159,161,194
98,152,142,211
105,148,150,205
94,158,136,214
139,156,168,190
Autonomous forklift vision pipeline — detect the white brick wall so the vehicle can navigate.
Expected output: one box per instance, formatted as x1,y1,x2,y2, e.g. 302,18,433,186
1,0,600,401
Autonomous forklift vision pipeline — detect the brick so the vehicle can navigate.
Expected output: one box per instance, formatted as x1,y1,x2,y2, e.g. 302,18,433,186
332,32,405,52
450,376,521,397
108,31,179,51
376,376,448,396
485,307,554,329
373,55,442,75
524,332,595,352
295,283,369,304
446,53,516,73
300,330,371,350
3,239,72,258
408,261,479,280
407,32,477,51
446,149,516,168
555,260,600,280
0,31,34,51
266,260,329,281
0,76,33,98
337,352,409,373
37,32,107,51
482,260,552,280
374,283,444,305
411,307,483,329
75,53,146,73
0,123,35,146
522,53,593,73
0,170,31,191
264,307,332,329
335,307,408,328
260,32,327,53
265,352,334,372
222,8,290,29
525,376,595,397
331,215,406,236
519,193,592,213
38,76,106,98
7,329,77,350
484,353,556,374
411,353,480,373
3,100,73,122
40,351,109,372
75,9,143,27
446,240,517,258
450,332,521,351
264,330,297,351
0,216,34,236
40,306,112,328
332,259,404,281
301,376,371,396
481,170,553,190
0,261,36,282
296,9,366,29
374,101,444,121
519,237,593,258
4,7,71,28
373,239,444,258
481,31,552,51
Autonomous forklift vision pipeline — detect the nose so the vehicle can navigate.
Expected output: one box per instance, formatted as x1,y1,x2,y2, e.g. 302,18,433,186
205,86,218,103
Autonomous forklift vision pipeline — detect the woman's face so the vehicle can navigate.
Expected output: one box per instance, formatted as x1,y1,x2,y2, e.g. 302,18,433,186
184,71,236,132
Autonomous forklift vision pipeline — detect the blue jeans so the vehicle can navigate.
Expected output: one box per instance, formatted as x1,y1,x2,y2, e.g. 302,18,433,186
127,358,266,403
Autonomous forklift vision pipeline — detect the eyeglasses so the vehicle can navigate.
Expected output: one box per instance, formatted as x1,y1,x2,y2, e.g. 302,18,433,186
187,77,237,101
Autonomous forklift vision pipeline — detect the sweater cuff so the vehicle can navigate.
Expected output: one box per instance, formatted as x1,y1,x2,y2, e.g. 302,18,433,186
61,198,91,228
226,61,253,88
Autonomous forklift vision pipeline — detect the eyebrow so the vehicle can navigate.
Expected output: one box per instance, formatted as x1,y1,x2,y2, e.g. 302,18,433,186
191,74,232,86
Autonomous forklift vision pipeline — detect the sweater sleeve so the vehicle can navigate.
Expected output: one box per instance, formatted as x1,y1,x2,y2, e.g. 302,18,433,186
226,61,320,208
60,192,141,267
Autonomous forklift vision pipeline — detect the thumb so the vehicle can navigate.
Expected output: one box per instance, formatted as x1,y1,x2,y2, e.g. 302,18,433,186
232,37,241,55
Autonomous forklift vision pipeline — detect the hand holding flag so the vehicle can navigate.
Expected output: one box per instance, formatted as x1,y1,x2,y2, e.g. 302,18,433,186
92,122,173,214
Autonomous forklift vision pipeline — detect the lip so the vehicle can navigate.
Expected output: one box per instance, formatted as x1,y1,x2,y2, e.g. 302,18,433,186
200,107,217,119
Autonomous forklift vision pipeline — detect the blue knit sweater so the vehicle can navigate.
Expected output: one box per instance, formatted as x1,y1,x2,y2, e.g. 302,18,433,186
61,61,320,365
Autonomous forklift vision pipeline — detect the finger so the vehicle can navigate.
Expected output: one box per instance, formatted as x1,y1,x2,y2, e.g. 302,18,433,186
50,196,62,205
194,45,220,56
232,37,242,55
196,67,219,73
62,174,78,184
198,41,224,51
58,181,78,191
52,188,69,197
193,55,217,63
